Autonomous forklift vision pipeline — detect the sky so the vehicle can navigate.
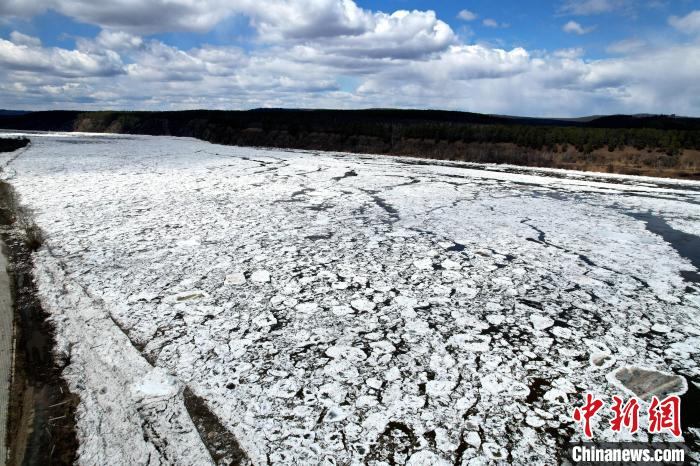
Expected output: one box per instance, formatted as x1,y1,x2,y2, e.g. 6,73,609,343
1,0,700,116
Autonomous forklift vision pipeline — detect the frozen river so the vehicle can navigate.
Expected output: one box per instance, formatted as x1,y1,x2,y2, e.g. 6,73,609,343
1,132,699,465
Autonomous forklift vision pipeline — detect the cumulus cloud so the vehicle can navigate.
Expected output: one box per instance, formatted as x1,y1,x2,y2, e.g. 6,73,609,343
0,0,49,18
95,30,144,51
0,37,124,77
124,40,248,82
247,0,374,40
4,37,700,116
1,0,454,48
0,0,235,33
457,9,477,21
578,43,700,112
55,0,236,34
356,41,700,116
4,0,456,62
563,20,595,35
2,0,700,116
248,4,455,60
305,10,455,60
432,45,530,80
668,10,700,34
3,0,368,36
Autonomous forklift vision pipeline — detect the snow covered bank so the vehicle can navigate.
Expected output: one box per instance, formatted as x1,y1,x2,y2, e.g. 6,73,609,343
0,243,11,464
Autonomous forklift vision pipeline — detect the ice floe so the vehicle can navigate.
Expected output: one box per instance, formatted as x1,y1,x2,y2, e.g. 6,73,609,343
1,132,699,464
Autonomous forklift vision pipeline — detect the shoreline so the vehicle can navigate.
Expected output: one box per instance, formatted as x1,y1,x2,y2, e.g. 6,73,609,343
1,241,12,465
0,180,79,465
4,129,700,189
2,109,700,180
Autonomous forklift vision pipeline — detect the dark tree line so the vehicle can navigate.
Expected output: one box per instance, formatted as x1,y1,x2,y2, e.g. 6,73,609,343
1,109,699,157
394,123,697,156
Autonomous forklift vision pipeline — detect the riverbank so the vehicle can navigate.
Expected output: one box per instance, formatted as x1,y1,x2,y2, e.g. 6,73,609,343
0,180,78,465
1,241,12,466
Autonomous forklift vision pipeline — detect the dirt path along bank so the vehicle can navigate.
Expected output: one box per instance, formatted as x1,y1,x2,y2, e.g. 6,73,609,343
0,180,79,465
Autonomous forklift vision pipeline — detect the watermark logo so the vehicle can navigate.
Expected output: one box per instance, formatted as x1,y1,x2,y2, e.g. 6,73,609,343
567,442,687,465
572,393,605,438
647,396,681,437
572,394,681,438
568,394,687,465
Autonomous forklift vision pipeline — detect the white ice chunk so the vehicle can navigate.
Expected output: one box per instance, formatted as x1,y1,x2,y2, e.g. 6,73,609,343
530,314,554,331
130,368,179,402
350,298,376,312
224,272,246,285
251,270,271,283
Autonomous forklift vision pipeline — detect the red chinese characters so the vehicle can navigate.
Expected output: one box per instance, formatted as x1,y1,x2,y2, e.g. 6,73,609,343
648,395,681,437
610,396,640,433
573,393,604,438
572,393,682,438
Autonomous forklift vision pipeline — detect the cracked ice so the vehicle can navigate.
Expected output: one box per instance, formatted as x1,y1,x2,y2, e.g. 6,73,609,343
1,132,700,465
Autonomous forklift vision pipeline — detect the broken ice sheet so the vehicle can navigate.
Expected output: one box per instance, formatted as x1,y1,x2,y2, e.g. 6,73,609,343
2,132,700,465
607,366,687,401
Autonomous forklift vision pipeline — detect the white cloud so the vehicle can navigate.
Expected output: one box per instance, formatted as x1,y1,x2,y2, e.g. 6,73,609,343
356,42,700,116
249,4,456,60
95,30,143,51
482,18,509,28
563,20,595,35
53,0,237,34
578,44,700,112
0,38,124,77
0,0,49,18
3,0,377,36
668,10,700,34
606,38,645,54
9,31,41,47
560,0,630,15
1,0,700,116
247,0,373,40
0,0,454,48
304,10,455,60
457,9,477,21
4,1,456,62
4,38,700,116
1,0,237,34
392,45,531,83
553,47,585,59
124,41,251,82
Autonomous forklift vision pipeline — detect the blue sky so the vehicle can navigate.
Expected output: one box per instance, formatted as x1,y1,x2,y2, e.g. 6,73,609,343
360,1,690,48
1,1,700,115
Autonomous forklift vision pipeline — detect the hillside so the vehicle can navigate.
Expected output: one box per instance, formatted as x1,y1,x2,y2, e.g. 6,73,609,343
0,110,30,117
1,109,699,178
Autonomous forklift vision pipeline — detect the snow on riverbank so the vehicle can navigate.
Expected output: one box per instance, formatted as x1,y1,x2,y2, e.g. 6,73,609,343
2,132,699,464
0,243,11,464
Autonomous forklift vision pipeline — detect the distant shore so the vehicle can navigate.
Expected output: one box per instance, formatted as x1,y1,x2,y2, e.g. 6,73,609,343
1,109,699,179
